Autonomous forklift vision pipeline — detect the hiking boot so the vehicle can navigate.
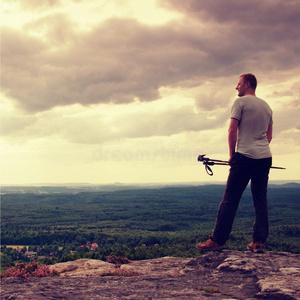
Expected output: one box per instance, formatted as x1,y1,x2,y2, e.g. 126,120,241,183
196,238,224,252
247,241,264,253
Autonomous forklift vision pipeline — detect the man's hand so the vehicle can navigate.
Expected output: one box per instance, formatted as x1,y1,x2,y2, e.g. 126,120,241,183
229,152,236,165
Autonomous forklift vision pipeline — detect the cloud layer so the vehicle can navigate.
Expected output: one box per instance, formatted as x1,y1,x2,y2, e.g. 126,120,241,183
1,0,299,184
2,0,299,113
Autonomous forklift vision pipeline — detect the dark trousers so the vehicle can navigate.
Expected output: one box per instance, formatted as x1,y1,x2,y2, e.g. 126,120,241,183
212,153,272,246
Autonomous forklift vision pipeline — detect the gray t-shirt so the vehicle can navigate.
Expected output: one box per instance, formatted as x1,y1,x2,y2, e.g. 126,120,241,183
231,95,273,159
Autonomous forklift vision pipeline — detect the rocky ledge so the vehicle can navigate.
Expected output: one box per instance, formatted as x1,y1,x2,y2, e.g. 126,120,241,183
1,250,300,300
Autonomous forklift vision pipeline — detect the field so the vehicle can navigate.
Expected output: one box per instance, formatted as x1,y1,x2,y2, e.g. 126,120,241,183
1,183,299,268
5,246,29,250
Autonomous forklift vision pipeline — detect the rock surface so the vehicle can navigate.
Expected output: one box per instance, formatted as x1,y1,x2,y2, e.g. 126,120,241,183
1,250,300,300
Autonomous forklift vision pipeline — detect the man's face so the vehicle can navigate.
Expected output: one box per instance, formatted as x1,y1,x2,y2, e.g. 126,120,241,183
236,77,246,97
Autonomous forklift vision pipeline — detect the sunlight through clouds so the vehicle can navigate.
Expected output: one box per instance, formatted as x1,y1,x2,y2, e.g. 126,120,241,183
1,0,299,184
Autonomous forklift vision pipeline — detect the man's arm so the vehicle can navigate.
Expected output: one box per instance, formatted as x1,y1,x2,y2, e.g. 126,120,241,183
266,125,273,143
228,118,239,161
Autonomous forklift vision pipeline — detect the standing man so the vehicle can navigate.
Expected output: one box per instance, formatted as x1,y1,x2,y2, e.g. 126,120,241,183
197,73,273,253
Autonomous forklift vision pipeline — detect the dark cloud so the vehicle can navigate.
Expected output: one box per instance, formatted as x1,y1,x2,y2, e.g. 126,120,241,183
160,0,300,67
2,0,300,112
160,0,300,30
2,17,220,111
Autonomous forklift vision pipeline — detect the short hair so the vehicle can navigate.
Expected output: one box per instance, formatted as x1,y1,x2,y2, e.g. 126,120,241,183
240,73,257,90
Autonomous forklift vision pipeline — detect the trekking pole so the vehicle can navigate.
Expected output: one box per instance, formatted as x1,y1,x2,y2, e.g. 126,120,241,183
197,154,285,176
197,155,230,176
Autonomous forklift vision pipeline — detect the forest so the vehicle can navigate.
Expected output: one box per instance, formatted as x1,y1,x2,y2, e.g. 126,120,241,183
1,183,299,270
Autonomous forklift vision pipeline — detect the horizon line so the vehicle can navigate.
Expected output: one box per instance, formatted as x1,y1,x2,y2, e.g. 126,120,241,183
1,179,299,187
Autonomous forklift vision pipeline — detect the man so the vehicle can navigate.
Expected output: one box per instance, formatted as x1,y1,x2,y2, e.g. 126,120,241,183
197,73,273,253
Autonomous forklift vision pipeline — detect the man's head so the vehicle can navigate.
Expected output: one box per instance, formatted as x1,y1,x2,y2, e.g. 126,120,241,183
236,73,257,97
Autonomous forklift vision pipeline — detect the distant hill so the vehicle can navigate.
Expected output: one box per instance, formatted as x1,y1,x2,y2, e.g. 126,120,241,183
1,181,299,194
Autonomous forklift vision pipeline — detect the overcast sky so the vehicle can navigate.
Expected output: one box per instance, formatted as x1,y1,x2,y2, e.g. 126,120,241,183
1,0,299,185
